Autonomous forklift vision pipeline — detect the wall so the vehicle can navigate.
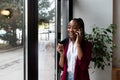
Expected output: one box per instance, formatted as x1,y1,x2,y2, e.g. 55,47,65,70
73,0,113,33
73,0,113,80
113,0,120,67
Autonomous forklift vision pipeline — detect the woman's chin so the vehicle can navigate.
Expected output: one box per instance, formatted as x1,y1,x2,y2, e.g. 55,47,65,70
69,36,76,40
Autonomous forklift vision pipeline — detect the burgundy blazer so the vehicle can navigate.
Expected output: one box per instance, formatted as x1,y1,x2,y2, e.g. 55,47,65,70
59,38,92,80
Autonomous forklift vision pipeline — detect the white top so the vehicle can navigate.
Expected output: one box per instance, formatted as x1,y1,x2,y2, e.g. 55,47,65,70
67,39,77,73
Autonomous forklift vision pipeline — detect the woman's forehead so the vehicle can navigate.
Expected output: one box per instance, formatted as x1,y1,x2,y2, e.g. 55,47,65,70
69,20,78,25
68,20,80,27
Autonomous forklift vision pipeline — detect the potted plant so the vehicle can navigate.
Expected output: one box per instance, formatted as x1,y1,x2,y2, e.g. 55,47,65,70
85,24,116,70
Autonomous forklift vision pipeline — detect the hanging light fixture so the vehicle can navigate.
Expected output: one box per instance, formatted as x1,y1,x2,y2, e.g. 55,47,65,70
0,8,12,18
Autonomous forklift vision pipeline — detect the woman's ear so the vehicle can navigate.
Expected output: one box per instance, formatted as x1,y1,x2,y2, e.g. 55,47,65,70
79,28,82,34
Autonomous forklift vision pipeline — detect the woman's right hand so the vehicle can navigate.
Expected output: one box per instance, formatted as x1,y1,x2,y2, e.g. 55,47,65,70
57,43,65,68
56,43,64,55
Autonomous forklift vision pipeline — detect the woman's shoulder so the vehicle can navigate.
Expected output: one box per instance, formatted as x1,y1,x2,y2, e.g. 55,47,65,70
83,40,92,55
59,37,69,44
84,40,92,47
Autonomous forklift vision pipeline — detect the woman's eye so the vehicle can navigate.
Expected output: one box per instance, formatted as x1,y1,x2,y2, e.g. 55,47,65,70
73,27,77,29
73,25,77,28
73,27,77,30
67,26,71,29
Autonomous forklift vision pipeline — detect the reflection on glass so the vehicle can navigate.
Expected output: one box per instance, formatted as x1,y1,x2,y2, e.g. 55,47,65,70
38,0,55,80
0,0,24,80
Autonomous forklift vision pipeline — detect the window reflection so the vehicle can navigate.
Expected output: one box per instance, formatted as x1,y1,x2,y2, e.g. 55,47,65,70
0,0,24,80
38,0,55,80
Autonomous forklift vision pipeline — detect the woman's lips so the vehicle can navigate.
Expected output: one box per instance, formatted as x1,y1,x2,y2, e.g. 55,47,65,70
68,32,76,36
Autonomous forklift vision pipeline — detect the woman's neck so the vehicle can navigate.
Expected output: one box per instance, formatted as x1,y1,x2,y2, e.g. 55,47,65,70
70,38,75,44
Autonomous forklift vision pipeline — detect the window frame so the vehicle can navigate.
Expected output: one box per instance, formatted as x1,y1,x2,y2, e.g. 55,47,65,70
28,0,38,80
27,0,73,80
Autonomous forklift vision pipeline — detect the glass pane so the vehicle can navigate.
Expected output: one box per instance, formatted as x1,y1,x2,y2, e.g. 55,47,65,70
38,0,55,80
0,0,24,80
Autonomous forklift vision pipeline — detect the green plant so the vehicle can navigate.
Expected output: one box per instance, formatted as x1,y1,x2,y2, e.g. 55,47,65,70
85,24,116,70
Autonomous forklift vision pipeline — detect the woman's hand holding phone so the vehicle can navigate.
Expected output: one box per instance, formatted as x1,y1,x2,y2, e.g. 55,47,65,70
75,29,82,45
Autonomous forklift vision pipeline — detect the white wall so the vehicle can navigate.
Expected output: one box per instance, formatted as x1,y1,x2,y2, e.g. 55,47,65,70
113,0,120,67
73,0,113,80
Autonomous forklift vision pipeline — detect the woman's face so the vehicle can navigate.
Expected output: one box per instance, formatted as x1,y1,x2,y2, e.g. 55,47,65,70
67,20,81,40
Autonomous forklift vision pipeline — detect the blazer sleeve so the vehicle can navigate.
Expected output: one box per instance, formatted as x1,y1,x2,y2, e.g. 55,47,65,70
76,41,92,71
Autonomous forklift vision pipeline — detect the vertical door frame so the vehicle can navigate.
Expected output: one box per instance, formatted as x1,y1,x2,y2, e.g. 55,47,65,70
56,0,73,80
69,0,73,21
28,0,38,80
27,0,73,80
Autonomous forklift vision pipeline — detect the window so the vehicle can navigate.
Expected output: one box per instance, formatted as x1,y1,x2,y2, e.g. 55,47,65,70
28,0,73,80
38,0,56,80
0,0,24,80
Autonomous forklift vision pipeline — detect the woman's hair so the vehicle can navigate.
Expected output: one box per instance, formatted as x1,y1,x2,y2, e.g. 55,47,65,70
72,18,85,40
72,18,85,49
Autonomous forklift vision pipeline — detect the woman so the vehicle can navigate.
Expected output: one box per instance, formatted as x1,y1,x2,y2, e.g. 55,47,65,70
57,18,92,80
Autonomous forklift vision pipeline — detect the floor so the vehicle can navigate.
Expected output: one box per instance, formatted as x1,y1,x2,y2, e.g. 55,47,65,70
112,68,120,80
